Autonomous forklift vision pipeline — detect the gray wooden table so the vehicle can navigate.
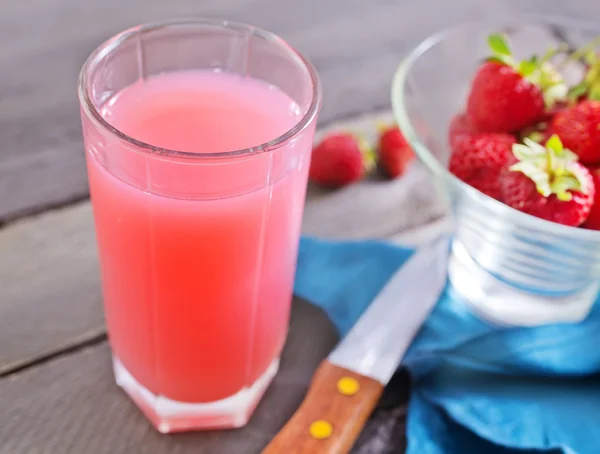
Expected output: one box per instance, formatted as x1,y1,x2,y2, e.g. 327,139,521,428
1,1,598,453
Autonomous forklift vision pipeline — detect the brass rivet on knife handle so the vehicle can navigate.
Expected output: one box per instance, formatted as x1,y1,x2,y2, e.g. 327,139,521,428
337,377,360,396
309,420,333,439
261,359,384,454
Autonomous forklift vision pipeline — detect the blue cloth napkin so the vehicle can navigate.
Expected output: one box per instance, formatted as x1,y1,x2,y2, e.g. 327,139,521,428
295,236,600,454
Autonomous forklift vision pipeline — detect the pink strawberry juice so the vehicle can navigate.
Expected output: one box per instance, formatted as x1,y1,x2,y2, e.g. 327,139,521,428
84,70,313,403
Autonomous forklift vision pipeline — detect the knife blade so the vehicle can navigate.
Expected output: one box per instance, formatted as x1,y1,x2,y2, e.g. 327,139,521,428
262,236,449,454
328,235,449,383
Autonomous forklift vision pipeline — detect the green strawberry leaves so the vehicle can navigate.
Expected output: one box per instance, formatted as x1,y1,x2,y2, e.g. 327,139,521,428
546,134,564,154
518,57,538,77
487,33,516,67
510,135,588,202
488,33,511,57
486,32,600,105
581,52,600,101
487,33,567,108
538,63,568,107
355,134,376,173
568,81,589,101
565,37,600,102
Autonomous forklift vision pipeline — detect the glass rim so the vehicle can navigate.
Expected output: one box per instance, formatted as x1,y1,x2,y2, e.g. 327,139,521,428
391,16,600,240
78,17,322,159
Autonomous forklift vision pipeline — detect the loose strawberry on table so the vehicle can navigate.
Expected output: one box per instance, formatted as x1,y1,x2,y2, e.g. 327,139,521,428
501,135,595,227
309,133,374,188
466,34,567,133
377,125,414,178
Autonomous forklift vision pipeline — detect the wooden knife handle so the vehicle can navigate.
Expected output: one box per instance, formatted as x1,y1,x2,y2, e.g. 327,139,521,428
262,360,384,454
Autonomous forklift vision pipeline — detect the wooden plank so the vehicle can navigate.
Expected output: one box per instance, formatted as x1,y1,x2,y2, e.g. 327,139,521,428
1,16,571,367
0,110,432,453
1,2,597,452
0,0,563,221
0,297,411,454
0,202,102,375
0,299,340,454
0,6,576,404
0,108,440,452
0,110,446,375
0,10,571,372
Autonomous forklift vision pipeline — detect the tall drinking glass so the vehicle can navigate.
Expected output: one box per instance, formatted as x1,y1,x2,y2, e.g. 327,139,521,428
78,19,321,433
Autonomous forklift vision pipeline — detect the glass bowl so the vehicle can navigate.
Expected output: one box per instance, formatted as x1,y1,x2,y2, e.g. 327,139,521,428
392,19,600,326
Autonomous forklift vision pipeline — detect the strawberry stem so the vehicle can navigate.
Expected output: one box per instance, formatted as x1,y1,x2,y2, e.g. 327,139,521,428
539,44,569,65
488,34,512,58
485,33,567,107
356,134,376,173
546,139,555,175
564,35,600,64
560,35,600,101
509,135,587,201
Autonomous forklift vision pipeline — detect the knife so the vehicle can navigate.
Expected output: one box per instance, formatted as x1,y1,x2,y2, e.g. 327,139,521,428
262,237,449,454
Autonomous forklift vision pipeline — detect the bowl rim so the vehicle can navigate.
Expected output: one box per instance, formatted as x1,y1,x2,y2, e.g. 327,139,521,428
391,17,600,240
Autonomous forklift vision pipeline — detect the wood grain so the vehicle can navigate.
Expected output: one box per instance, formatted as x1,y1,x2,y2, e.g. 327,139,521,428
1,1,599,453
0,111,447,378
0,202,102,375
0,16,567,377
263,361,384,454
0,300,339,454
0,0,582,221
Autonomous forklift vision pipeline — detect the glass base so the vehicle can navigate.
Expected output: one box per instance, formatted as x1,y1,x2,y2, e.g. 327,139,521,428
449,241,598,326
113,355,279,433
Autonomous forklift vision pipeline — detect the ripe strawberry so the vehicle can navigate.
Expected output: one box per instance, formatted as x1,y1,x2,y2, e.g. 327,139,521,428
501,135,594,227
448,113,475,150
377,125,414,178
551,100,600,165
582,168,600,230
449,132,516,200
468,61,544,133
467,34,567,133
309,133,374,188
